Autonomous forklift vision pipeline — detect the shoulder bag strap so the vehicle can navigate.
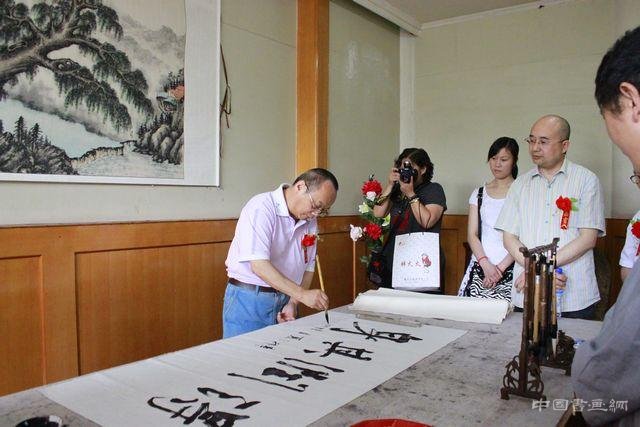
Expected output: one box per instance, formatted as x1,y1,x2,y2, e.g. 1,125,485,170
380,204,406,252
477,186,484,242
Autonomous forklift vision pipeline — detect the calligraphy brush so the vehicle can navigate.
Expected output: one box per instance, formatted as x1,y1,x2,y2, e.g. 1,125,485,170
316,255,329,324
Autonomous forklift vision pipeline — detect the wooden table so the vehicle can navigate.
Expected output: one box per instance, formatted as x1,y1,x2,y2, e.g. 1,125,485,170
0,311,602,426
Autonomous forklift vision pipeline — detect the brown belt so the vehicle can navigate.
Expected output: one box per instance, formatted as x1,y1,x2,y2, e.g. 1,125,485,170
228,277,278,293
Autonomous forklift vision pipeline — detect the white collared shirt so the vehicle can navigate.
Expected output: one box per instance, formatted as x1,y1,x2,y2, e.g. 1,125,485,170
226,184,317,287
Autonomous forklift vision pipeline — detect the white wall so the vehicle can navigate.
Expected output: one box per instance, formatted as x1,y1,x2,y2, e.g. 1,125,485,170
610,0,640,217
1,0,403,225
328,0,400,215
0,0,297,225
414,0,640,219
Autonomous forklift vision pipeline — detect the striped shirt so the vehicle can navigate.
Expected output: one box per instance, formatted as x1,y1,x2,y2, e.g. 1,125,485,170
495,159,605,311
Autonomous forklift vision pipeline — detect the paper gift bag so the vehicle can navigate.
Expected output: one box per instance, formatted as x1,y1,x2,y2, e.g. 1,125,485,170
392,232,440,291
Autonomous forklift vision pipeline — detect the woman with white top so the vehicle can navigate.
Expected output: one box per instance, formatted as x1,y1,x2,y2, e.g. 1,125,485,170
459,137,519,300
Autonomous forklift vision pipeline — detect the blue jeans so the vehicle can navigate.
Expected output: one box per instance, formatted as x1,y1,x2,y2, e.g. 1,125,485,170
222,282,290,339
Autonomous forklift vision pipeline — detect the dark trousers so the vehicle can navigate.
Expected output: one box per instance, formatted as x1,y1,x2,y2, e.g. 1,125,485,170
514,302,598,320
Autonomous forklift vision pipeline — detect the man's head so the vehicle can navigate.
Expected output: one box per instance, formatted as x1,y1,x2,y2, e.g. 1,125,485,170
527,115,571,172
288,168,339,220
595,26,640,169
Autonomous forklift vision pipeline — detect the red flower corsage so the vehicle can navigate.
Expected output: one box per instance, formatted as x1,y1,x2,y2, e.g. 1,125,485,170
631,220,640,255
363,222,382,240
301,233,317,263
555,196,578,230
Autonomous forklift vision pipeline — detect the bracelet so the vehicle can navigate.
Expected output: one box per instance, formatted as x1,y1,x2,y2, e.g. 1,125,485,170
496,265,504,275
409,197,420,205
477,256,488,264
375,194,390,205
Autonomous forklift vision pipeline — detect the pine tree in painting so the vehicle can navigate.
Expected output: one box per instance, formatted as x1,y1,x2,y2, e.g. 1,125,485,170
0,0,154,131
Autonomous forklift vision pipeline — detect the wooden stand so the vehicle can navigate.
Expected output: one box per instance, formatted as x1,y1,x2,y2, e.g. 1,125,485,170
500,238,575,401
541,330,575,376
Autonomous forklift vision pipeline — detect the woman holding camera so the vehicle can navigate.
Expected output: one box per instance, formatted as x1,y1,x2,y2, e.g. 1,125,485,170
372,148,447,291
458,137,518,300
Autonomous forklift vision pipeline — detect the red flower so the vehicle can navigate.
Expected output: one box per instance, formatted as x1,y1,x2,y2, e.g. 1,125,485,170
632,221,640,239
361,179,382,196
364,223,382,240
556,196,572,212
301,234,317,247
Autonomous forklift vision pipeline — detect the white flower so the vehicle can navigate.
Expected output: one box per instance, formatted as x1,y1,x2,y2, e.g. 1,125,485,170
366,191,377,201
350,224,363,241
358,203,370,214
382,214,391,227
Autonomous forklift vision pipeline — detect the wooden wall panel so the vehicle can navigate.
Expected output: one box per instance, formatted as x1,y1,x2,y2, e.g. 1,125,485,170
299,217,363,318
0,215,628,397
0,256,44,395
605,218,629,304
76,242,229,374
441,215,469,296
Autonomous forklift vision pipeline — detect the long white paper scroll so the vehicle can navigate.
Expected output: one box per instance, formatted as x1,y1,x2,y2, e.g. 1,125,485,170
42,311,465,426
352,288,510,325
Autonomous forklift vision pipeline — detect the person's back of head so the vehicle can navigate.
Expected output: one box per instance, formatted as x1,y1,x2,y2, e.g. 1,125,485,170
596,25,640,167
596,26,640,113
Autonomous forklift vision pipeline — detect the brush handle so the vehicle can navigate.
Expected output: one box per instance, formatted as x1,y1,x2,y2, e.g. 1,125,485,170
316,255,326,292
316,255,329,323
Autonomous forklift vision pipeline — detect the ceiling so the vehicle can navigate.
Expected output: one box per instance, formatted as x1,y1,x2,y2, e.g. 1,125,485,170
386,0,541,25
352,0,560,34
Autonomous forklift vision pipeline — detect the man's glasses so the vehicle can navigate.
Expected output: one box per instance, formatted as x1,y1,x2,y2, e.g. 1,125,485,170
524,137,564,147
630,174,640,184
307,191,329,217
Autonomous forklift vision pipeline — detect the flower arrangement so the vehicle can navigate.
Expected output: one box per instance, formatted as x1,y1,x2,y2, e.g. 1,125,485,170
350,175,391,266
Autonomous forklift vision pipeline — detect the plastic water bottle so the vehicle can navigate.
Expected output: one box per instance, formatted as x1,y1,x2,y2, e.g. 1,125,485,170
556,289,564,318
555,267,564,318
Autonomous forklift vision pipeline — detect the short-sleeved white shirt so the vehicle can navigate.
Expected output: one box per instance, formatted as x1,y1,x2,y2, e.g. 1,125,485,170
620,209,640,269
469,185,508,264
225,184,316,288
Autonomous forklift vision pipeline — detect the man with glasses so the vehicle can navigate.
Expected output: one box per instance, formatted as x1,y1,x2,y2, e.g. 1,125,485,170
495,114,605,319
569,25,640,427
619,172,640,281
223,168,339,338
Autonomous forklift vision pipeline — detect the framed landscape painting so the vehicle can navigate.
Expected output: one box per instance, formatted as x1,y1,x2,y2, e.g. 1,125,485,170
0,0,219,185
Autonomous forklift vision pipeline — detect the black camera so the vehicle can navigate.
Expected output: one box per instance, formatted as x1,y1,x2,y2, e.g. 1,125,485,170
398,160,417,183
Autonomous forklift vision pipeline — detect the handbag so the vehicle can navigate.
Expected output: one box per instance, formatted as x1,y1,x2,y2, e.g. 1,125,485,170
463,261,514,300
391,231,440,291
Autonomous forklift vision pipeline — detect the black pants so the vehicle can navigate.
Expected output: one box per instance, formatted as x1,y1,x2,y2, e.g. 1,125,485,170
513,302,598,320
